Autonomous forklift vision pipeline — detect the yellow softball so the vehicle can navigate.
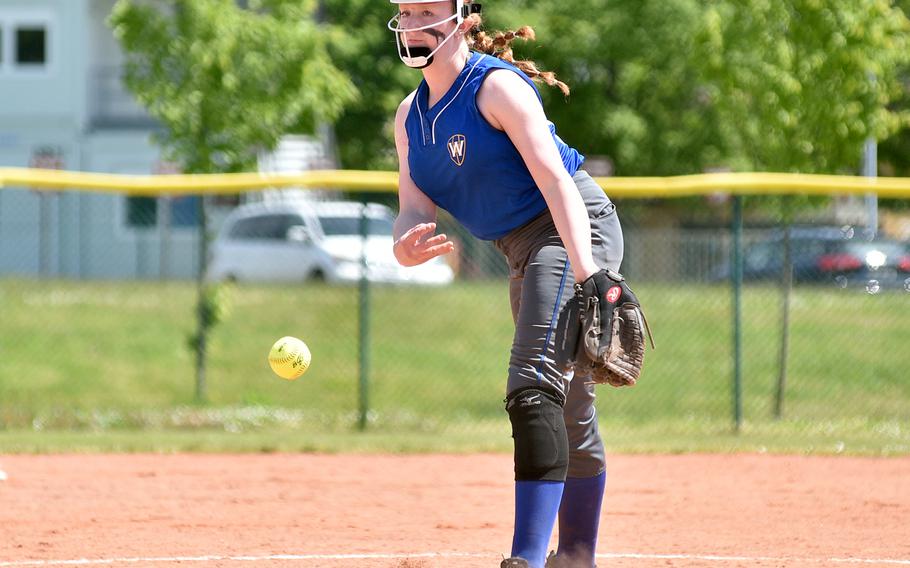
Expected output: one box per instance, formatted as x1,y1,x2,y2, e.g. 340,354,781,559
268,336,311,380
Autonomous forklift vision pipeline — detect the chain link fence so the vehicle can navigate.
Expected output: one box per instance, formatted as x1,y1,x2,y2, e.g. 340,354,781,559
1,186,908,451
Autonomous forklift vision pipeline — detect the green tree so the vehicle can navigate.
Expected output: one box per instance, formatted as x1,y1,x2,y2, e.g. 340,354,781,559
320,0,420,170
109,0,356,174
248,1,910,181
697,0,910,174
516,0,729,176
109,0,356,401
516,0,910,176
879,0,910,183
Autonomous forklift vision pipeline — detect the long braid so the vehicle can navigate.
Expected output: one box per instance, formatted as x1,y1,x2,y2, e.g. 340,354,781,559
465,13,570,96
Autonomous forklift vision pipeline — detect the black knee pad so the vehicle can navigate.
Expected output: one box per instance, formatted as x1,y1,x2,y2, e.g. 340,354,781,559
505,387,569,482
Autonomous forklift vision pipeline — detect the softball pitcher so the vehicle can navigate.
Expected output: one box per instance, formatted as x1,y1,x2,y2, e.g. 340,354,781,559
389,2,624,567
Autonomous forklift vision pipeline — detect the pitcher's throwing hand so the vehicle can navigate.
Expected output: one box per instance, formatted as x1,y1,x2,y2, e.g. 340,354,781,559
393,222,454,266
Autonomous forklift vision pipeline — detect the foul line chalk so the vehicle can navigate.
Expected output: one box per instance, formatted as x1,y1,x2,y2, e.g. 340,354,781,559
603,552,910,565
1,551,909,566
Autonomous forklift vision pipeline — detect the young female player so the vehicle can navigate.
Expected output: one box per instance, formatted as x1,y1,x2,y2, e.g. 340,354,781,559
389,2,624,566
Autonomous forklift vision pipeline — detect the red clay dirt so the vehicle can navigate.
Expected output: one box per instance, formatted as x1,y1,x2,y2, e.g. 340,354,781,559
0,454,908,567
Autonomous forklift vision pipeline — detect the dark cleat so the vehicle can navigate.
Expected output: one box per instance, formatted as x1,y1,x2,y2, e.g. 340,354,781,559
500,558,530,568
545,551,597,568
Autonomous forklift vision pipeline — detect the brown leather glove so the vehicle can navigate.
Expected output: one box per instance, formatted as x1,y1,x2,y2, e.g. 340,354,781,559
558,268,654,387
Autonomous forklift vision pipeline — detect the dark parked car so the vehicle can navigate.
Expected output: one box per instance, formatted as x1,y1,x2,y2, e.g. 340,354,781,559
713,226,910,289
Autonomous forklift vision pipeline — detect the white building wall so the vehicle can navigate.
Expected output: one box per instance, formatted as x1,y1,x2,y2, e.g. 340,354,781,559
0,0,331,281
0,0,86,127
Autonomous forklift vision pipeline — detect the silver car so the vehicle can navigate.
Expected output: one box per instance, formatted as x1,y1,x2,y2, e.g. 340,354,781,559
207,200,455,285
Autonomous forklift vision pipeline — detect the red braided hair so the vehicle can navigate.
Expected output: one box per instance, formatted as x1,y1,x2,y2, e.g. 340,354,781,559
460,3,569,95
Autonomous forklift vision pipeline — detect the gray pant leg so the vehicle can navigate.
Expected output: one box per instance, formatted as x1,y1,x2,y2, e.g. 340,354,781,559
498,171,623,478
506,242,574,396
563,378,604,477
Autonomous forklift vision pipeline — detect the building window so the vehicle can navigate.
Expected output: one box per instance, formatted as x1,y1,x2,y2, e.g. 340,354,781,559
126,196,201,229
15,26,45,65
0,9,53,73
127,197,157,228
170,196,200,227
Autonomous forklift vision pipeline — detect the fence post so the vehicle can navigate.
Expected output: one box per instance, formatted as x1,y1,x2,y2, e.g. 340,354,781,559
39,192,50,277
194,195,208,403
774,219,793,419
158,196,171,280
731,195,744,432
357,199,371,431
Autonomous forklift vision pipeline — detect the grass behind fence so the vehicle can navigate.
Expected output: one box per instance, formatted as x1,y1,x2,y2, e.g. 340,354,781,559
0,278,908,454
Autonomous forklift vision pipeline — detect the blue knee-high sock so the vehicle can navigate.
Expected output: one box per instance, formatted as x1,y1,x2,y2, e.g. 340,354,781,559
557,471,606,566
511,480,564,568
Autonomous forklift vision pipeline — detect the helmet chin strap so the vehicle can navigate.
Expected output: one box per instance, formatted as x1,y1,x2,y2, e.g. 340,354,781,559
390,13,461,69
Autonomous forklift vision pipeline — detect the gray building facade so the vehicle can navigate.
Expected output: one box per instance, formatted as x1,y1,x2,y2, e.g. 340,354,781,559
0,0,207,280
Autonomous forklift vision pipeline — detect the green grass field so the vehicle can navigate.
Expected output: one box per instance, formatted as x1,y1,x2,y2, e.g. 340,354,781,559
1,278,908,455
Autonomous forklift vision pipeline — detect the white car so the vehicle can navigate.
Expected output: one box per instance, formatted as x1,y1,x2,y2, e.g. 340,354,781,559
207,200,455,285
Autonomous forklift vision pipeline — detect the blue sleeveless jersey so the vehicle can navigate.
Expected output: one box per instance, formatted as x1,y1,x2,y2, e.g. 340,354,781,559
405,51,584,241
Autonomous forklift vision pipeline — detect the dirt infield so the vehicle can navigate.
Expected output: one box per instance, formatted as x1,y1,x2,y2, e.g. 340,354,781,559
0,453,908,567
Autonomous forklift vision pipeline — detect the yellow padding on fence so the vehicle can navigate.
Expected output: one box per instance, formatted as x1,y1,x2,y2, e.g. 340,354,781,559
0,168,397,195
2,167,910,198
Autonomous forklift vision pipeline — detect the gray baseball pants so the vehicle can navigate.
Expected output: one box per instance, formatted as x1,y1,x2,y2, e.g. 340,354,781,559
494,170,624,478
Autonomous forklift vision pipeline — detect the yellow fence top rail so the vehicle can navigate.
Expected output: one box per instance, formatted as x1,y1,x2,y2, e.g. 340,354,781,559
2,167,910,198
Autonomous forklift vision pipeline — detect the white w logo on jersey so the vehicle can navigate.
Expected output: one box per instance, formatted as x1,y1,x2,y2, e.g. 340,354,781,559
447,134,466,166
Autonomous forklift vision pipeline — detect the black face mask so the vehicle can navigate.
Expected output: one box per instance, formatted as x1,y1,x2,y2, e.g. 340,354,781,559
398,45,434,69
